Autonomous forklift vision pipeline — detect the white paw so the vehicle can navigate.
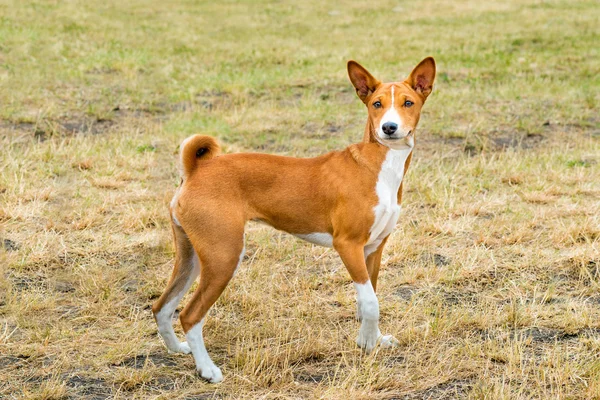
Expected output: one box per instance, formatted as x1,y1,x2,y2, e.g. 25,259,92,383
178,341,191,354
198,364,223,383
166,341,192,354
356,329,378,353
378,334,399,349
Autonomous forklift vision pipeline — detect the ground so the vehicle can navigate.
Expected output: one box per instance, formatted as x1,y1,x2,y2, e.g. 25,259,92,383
0,0,599,399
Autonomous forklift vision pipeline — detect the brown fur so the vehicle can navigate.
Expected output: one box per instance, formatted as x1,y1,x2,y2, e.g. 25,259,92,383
180,135,220,178
153,57,436,339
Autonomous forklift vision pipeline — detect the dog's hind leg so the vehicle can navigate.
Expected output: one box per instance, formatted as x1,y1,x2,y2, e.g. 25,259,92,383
152,222,200,354
179,228,245,383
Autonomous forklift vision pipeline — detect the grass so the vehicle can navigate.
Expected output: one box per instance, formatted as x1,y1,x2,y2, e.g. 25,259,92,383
0,0,599,398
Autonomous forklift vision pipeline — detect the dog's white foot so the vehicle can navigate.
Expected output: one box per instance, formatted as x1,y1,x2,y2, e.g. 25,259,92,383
356,323,379,353
378,334,399,349
357,330,400,353
197,362,223,383
166,341,192,354
178,341,191,354
186,320,223,383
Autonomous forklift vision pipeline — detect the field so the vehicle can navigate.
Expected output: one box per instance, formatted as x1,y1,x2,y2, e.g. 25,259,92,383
0,0,599,398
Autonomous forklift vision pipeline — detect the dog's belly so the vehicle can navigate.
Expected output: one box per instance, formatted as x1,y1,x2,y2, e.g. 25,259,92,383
293,232,334,247
250,217,333,248
290,205,399,256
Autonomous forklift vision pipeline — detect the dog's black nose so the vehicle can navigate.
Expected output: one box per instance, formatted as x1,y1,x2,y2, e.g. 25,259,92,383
382,122,398,136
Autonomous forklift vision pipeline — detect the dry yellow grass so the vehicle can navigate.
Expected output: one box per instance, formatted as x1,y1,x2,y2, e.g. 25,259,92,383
1,0,599,398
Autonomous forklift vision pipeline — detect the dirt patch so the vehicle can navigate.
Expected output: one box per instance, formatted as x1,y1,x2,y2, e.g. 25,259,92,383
0,121,42,139
85,67,120,75
399,378,473,399
421,252,452,267
2,238,19,251
383,355,407,367
490,131,545,151
0,355,27,369
301,121,353,139
293,358,334,385
66,375,113,399
395,284,480,306
394,285,421,301
514,327,581,343
460,131,546,155
147,375,179,391
419,120,597,157
56,305,80,318
478,327,588,343
281,81,355,104
295,371,329,384
114,353,179,369
53,281,75,293
146,90,234,113
9,274,48,292
60,118,115,135
183,393,223,400
0,117,115,139
437,288,480,306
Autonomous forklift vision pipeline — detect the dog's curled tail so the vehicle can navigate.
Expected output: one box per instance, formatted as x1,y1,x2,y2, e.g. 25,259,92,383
179,135,220,179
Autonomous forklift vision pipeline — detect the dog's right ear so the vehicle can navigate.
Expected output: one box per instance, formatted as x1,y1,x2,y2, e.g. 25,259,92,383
347,61,381,103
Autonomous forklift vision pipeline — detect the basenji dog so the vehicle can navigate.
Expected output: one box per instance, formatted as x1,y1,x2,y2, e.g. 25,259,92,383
152,57,436,382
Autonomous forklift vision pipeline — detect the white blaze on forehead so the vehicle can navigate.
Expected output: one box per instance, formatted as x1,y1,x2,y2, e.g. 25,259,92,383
378,86,403,137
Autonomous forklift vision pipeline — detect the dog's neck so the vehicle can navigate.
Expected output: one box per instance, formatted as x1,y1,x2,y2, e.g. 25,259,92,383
362,118,378,143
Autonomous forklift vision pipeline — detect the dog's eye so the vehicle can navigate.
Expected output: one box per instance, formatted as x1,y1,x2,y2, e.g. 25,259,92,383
373,101,382,109
404,100,414,107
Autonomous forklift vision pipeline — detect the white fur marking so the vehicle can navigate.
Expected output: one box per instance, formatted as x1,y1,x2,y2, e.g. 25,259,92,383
234,246,246,276
179,135,195,178
155,251,200,354
170,187,182,227
186,319,223,383
377,86,404,140
364,148,411,258
354,281,399,352
294,232,334,248
354,281,381,353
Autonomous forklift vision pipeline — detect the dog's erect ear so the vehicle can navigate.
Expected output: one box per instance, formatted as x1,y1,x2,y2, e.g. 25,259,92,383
405,57,436,99
347,61,381,103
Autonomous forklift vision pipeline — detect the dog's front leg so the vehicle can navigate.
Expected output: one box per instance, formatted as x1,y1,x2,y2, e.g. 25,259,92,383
365,236,389,292
334,238,381,353
354,280,381,353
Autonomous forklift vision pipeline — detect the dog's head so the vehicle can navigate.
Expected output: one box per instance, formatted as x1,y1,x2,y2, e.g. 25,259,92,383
348,57,436,149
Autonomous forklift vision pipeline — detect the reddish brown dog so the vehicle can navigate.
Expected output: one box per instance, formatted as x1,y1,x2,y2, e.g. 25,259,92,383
152,57,436,382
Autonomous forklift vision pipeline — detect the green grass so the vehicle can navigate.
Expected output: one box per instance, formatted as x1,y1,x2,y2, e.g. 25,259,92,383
1,0,599,398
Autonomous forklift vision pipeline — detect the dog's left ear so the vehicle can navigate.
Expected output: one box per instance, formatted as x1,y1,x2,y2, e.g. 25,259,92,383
405,57,436,99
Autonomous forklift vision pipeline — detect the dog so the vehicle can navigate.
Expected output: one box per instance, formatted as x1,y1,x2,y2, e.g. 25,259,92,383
152,57,436,382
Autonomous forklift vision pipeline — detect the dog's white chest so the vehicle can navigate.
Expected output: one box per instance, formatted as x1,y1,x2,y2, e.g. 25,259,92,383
364,148,412,257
